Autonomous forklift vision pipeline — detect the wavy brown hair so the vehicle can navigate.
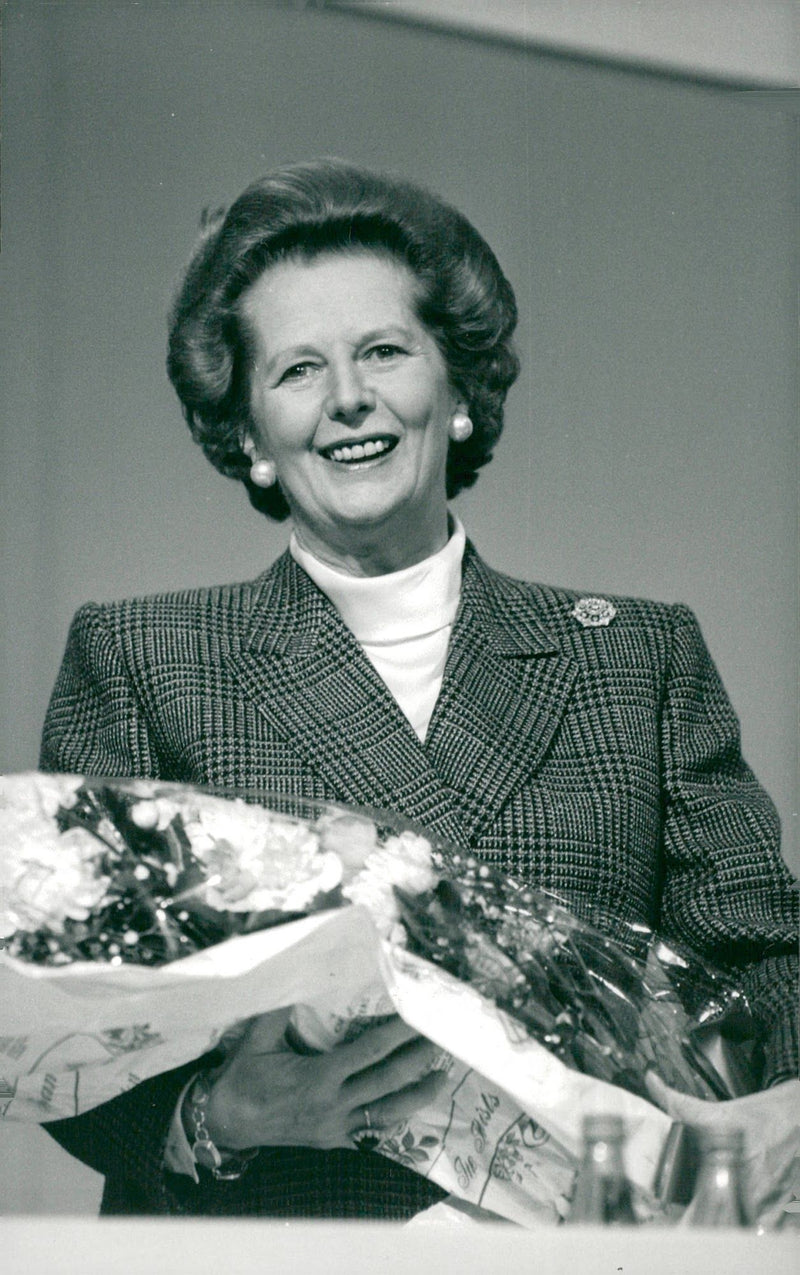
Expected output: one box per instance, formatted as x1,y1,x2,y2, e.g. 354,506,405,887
167,159,520,519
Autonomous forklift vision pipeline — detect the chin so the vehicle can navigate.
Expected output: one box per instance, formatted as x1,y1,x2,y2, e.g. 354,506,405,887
332,508,400,532
328,491,412,528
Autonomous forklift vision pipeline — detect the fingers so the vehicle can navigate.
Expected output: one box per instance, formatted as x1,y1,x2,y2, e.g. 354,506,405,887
331,1015,422,1078
342,1034,442,1106
646,1072,800,1149
205,1012,447,1154
347,1068,449,1140
341,1029,447,1139
238,1007,294,1054
645,1070,682,1113
645,1071,709,1122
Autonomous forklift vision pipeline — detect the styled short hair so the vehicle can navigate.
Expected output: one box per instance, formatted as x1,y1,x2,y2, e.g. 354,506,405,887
167,158,520,519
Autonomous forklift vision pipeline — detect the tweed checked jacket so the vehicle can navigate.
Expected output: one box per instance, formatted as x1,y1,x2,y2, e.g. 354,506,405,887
40,541,798,1217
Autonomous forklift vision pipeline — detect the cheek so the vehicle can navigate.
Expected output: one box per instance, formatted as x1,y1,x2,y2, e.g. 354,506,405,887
251,399,307,458
398,372,454,432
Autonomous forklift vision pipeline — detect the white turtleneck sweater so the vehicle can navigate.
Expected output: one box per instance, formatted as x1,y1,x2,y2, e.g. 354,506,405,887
290,518,466,743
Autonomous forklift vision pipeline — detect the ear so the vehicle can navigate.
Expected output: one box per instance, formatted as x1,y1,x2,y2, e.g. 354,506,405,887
241,435,259,462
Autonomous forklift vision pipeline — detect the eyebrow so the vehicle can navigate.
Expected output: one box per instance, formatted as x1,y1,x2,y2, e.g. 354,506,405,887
357,326,417,346
264,345,319,371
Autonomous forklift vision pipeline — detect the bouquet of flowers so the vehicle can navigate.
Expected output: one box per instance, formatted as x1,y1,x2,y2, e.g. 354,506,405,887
0,772,753,1225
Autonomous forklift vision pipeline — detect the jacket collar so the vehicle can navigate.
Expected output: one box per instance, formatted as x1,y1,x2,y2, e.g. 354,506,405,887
244,541,560,660
233,542,575,847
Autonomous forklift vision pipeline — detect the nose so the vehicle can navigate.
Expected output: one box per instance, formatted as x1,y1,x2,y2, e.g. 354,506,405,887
323,360,376,425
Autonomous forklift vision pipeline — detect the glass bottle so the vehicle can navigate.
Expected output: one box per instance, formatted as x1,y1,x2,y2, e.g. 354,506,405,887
685,1127,749,1227
566,1113,637,1225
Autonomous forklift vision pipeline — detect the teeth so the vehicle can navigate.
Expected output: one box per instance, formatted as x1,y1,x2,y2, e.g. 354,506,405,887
328,438,392,463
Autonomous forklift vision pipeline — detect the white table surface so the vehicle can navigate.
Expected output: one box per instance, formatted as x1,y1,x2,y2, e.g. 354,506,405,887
5,1218,798,1275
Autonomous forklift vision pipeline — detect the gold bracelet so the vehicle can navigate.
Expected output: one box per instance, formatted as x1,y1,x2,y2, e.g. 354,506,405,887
187,1071,259,1181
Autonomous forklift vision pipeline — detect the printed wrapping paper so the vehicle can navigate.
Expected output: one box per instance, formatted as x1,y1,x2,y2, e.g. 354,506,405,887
0,907,378,1121
1,904,672,1224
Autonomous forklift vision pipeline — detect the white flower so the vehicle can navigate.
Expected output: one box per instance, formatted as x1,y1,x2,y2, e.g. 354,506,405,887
342,830,436,939
176,796,342,912
317,813,379,875
0,811,110,939
0,771,81,828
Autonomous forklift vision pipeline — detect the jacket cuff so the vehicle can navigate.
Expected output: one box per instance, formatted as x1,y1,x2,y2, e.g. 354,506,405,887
163,1074,201,1182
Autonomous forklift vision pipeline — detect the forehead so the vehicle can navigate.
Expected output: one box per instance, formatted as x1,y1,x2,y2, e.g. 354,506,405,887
239,250,424,351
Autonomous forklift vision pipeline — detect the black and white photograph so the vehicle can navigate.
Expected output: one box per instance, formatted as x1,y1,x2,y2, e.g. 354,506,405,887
2,3,798,1271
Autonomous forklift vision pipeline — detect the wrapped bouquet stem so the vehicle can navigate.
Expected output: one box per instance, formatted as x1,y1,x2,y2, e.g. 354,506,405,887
0,773,755,1225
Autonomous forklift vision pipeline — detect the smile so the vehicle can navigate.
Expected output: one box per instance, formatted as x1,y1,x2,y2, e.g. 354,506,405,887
317,435,399,465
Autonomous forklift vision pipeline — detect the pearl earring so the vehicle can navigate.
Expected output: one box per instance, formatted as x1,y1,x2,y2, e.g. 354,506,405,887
249,458,277,487
449,412,473,443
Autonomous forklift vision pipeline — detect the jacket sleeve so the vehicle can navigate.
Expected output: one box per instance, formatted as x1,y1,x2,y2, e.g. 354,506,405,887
40,602,161,778
38,604,195,1209
43,1062,202,1214
658,605,798,1087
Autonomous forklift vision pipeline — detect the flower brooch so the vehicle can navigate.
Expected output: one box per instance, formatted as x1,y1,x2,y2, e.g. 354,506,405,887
570,597,617,628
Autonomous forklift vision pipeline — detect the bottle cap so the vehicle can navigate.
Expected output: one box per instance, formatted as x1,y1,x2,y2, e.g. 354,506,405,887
583,1113,626,1141
696,1126,745,1154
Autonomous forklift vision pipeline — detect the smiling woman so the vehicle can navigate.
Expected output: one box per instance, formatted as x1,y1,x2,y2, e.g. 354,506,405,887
37,157,798,1221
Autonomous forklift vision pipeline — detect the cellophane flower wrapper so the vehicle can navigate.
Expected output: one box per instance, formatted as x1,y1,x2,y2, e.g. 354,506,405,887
0,772,754,1226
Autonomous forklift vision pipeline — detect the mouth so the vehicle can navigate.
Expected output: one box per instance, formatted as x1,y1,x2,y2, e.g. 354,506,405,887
317,435,399,466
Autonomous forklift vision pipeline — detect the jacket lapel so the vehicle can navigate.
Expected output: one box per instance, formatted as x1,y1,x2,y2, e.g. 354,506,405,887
424,546,578,843
229,552,471,847
229,545,577,849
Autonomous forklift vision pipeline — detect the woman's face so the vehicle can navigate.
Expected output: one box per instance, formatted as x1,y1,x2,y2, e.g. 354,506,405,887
240,251,461,574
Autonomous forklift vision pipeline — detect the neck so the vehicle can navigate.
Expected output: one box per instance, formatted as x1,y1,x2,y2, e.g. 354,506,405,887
292,511,451,577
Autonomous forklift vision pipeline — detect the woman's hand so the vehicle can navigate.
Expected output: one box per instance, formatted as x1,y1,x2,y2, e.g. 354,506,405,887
201,1007,448,1153
646,1072,800,1226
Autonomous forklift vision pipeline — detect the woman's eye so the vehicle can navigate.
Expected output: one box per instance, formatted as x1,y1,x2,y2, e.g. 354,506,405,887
279,362,317,383
366,344,405,362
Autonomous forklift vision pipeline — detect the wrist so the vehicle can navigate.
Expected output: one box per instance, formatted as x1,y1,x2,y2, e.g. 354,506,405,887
183,1070,259,1181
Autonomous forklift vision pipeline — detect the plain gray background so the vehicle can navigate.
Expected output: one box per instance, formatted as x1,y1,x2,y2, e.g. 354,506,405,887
1,0,797,1215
